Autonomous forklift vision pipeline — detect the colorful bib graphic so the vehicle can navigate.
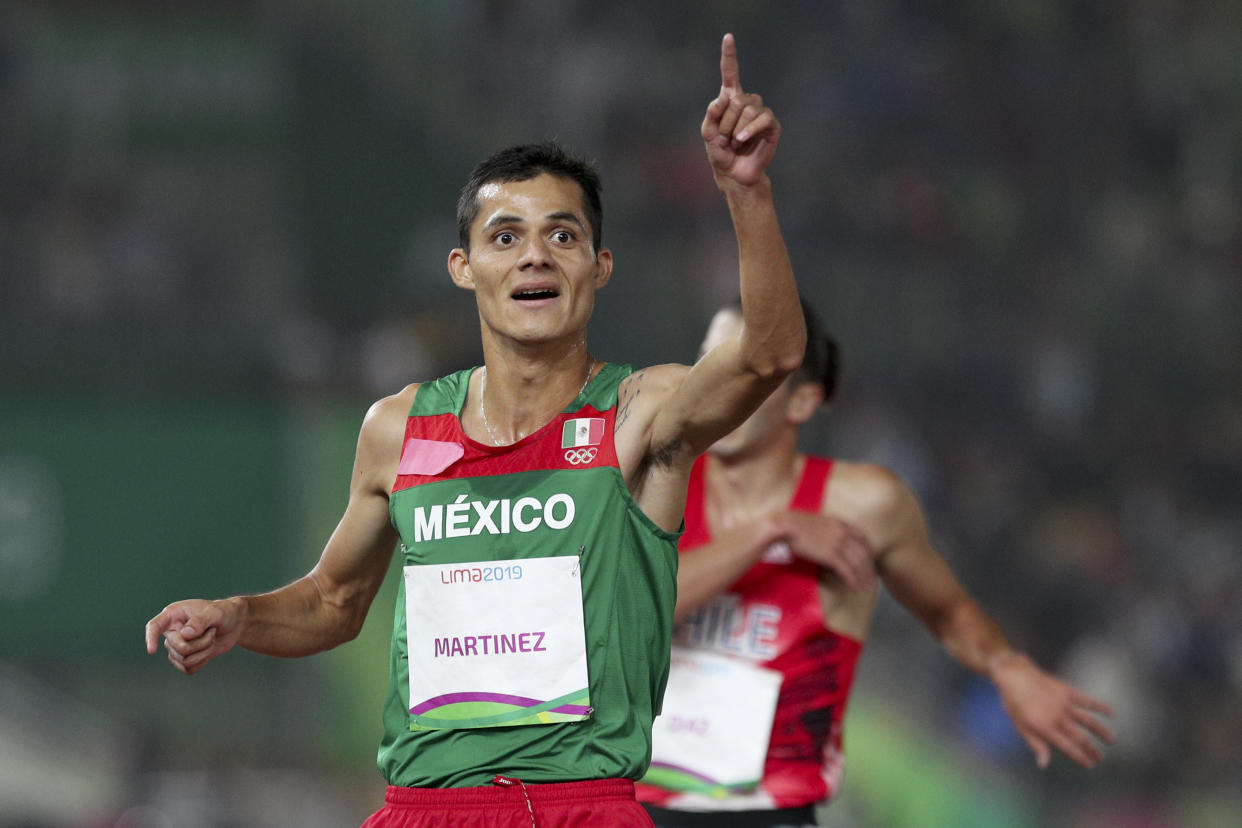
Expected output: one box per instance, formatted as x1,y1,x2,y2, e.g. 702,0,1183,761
403,555,592,730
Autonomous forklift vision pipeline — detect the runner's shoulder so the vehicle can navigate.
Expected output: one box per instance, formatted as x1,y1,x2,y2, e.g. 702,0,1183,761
365,383,419,429
826,460,911,522
356,384,420,463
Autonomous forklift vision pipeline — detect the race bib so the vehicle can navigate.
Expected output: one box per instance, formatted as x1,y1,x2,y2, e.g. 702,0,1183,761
404,555,591,730
644,647,782,794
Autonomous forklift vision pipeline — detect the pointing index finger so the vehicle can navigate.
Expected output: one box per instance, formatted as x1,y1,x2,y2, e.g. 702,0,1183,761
145,619,160,654
719,33,741,92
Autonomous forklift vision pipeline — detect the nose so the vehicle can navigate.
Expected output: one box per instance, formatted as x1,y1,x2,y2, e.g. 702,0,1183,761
517,235,552,269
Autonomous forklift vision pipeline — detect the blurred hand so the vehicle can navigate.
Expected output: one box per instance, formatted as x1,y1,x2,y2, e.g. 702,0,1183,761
145,597,245,676
775,510,877,592
991,651,1116,769
701,33,781,188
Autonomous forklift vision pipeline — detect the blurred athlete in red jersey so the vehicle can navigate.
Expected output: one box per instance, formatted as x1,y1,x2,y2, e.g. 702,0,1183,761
638,301,1114,828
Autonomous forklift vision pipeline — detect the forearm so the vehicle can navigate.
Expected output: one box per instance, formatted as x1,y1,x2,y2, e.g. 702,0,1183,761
235,572,368,658
675,516,780,622
929,597,1018,677
724,178,805,378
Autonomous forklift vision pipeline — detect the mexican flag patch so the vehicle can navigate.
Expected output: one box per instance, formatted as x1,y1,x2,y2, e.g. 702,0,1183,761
562,417,604,448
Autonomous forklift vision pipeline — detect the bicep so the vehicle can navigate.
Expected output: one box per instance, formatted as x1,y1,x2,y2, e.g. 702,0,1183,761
309,395,405,609
862,471,970,627
311,488,398,607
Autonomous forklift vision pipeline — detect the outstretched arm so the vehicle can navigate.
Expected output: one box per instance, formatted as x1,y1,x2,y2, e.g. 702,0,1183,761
144,392,407,674
636,34,805,463
852,463,1116,769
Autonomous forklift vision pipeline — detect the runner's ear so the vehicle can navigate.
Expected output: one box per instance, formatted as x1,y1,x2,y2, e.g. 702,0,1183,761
448,248,475,290
593,248,613,289
786,381,824,424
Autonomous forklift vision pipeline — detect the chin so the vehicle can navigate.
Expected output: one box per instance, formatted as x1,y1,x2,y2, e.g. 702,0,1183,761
707,436,745,460
506,320,564,344
507,313,583,345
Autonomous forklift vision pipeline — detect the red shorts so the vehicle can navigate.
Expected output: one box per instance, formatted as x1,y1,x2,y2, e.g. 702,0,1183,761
360,777,655,828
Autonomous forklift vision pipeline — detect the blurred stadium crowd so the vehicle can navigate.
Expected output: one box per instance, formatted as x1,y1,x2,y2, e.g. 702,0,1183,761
1,1,1239,826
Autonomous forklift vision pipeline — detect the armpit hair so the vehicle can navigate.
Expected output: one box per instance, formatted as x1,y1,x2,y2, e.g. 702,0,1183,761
646,437,686,471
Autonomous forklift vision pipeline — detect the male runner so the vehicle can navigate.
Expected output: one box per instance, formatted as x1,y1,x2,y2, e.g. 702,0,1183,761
638,302,1115,828
145,35,805,828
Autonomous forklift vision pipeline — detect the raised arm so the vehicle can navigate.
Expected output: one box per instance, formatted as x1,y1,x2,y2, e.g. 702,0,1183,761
638,34,805,461
144,392,408,674
848,463,1116,769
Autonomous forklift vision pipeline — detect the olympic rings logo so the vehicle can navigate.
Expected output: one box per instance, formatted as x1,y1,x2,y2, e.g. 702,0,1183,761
563,447,598,465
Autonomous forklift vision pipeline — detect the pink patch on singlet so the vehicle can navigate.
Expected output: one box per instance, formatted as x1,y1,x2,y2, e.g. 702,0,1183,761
398,438,464,475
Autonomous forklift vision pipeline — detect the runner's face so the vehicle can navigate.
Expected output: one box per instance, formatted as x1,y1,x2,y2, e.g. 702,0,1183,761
449,173,611,347
698,308,798,459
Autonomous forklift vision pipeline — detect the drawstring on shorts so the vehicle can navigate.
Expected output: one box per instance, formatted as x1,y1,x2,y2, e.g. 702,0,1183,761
492,775,537,828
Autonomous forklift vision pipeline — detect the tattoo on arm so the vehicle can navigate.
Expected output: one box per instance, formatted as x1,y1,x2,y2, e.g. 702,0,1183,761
616,370,644,433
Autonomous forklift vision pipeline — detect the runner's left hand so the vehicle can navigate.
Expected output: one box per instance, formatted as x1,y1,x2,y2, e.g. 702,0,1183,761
991,651,1115,769
701,33,781,188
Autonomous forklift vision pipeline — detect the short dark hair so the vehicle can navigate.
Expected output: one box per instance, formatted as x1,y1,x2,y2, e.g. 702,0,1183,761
456,141,604,252
795,299,841,405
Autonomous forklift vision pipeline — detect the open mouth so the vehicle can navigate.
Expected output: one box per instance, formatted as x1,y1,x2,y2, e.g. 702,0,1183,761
512,287,560,302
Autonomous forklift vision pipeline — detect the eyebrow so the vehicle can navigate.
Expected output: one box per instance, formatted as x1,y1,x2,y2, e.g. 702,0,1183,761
482,213,523,232
481,211,588,233
545,211,588,233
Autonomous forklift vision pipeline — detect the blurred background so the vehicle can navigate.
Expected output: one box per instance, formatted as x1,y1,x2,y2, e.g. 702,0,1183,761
1,1,1239,826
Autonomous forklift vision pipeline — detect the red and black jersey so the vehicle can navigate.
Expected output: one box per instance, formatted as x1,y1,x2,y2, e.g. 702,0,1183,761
637,454,863,810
